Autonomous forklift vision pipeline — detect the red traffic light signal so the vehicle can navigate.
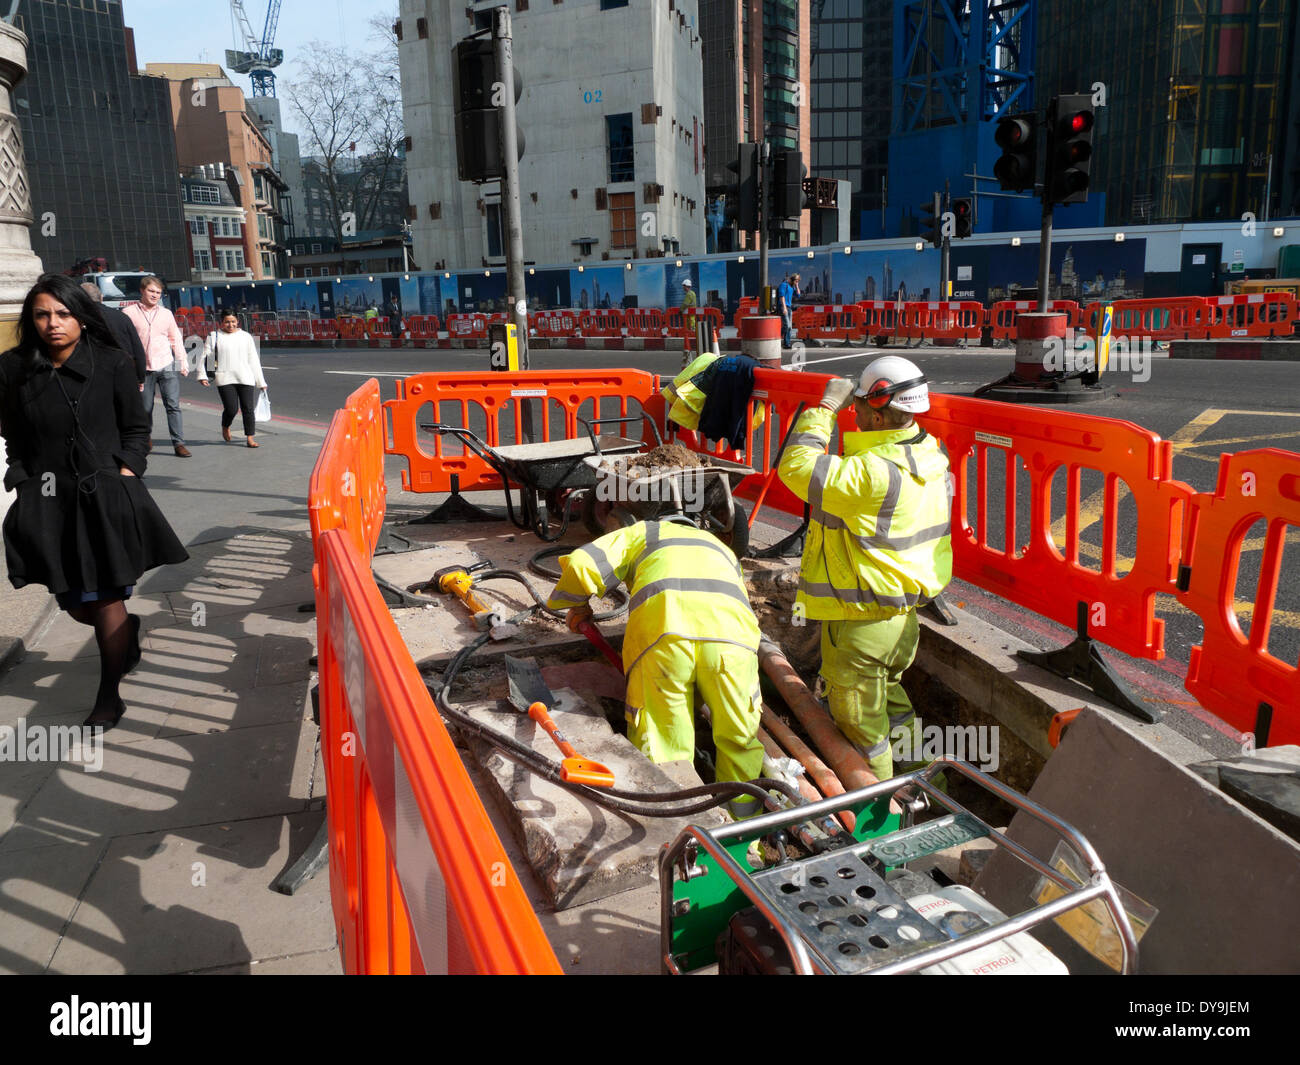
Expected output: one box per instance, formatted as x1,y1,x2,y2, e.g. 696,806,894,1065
952,197,972,238
1047,94,1096,206
993,115,1036,192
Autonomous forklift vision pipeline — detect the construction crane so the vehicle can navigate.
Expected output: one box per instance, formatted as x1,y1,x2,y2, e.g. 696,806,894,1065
225,0,284,97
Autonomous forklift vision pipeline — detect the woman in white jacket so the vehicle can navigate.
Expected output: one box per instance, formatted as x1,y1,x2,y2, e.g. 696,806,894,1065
199,311,268,448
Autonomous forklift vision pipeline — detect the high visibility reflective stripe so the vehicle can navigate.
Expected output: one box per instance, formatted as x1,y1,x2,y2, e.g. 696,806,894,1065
548,589,589,605
901,445,920,479
808,453,833,513
809,452,948,553
798,578,920,610
865,738,891,759
629,577,753,614
875,462,902,536
580,542,618,595
889,709,915,729
788,431,829,451
635,535,742,578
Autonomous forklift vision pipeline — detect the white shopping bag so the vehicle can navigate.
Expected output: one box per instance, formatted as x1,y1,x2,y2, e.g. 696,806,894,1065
254,388,271,423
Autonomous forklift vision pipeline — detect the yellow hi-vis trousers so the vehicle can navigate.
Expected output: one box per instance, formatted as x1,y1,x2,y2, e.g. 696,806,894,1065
625,635,764,798
820,611,921,781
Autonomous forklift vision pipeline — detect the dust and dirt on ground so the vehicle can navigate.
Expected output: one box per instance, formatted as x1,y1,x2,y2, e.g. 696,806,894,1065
626,443,705,471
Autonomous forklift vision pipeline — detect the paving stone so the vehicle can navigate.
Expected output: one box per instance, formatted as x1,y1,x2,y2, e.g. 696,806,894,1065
0,839,106,974
46,811,336,974
463,684,722,911
0,720,315,853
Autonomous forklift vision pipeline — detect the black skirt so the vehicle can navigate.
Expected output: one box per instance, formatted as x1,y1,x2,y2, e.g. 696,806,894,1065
3,469,189,595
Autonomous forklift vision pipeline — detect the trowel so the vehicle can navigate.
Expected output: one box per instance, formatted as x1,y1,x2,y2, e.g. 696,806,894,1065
504,655,616,788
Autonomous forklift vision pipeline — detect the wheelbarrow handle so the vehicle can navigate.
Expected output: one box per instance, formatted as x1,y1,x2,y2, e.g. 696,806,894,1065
578,620,624,671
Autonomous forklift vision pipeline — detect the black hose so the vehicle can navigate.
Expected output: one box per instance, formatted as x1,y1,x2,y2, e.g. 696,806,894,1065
474,568,628,622
431,603,805,819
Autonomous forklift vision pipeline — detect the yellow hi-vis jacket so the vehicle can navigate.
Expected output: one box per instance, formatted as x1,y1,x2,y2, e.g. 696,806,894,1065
546,520,761,674
778,407,952,622
661,351,718,431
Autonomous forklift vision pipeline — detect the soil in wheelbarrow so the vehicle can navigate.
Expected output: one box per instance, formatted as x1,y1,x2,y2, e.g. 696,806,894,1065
626,443,704,471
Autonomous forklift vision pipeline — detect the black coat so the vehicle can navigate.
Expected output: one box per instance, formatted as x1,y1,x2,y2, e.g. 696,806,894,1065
97,304,148,384
0,337,188,594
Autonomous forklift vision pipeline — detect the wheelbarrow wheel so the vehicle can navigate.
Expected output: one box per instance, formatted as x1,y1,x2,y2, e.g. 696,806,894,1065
580,490,611,536
703,499,749,559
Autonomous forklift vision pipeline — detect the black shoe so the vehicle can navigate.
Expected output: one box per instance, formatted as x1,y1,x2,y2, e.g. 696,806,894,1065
84,697,126,731
125,614,142,674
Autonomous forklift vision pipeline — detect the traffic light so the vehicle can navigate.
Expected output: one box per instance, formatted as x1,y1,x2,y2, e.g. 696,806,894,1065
452,37,525,183
1046,93,1095,205
952,197,972,238
920,192,941,247
770,149,808,222
724,142,759,232
993,114,1037,193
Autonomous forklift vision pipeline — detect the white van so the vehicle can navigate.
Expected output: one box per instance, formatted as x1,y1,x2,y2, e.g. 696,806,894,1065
80,272,157,309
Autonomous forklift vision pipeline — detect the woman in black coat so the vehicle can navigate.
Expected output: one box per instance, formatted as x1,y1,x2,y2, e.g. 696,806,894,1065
0,274,189,728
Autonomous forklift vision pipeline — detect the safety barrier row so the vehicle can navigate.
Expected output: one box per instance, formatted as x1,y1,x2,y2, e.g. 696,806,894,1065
988,300,1083,341
308,378,561,974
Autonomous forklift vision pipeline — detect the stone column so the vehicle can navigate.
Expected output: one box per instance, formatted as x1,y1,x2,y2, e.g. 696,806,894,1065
0,21,44,332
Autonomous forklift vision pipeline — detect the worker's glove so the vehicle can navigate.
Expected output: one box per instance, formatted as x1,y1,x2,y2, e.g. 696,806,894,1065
819,377,857,412
566,603,594,633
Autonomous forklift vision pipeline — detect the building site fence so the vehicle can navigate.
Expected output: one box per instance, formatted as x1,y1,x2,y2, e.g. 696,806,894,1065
309,366,1299,971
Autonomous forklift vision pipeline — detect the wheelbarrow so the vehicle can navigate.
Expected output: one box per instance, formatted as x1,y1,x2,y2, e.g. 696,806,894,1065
582,452,756,557
422,413,661,541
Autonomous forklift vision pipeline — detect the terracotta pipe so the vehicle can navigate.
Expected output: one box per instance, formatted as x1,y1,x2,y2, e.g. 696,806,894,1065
757,637,901,816
761,708,855,831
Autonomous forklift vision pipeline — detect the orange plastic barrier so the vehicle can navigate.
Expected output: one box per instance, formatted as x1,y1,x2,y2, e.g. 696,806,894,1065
337,317,367,340
918,395,1193,661
383,368,658,496
532,310,580,337
1177,448,1300,745
405,314,440,339
858,300,901,343
260,320,283,340
579,308,624,337
1206,293,1299,339
307,381,561,973
311,318,340,340
902,301,984,343
624,307,665,337
281,318,311,340
734,296,760,330
792,304,865,344
697,306,724,336
989,300,1081,341
1085,297,1212,342
446,313,488,340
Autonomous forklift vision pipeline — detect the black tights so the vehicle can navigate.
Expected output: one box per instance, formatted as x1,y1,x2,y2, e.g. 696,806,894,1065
68,599,132,719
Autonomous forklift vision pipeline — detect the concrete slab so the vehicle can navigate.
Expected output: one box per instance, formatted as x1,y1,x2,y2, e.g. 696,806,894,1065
0,720,316,854
47,811,336,974
198,948,343,975
974,708,1300,974
0,838,107,974
461,684,723,910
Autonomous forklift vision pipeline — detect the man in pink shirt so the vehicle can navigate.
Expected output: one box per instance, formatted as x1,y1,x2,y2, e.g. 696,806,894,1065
123,275,191,456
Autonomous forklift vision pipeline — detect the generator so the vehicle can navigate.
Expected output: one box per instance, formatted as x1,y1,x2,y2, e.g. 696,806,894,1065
660,759,1137,975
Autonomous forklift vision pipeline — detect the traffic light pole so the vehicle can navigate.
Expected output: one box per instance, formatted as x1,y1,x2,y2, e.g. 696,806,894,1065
940,183,951,300
759,140,770,312
1038,200,1053,312
492,7,533,440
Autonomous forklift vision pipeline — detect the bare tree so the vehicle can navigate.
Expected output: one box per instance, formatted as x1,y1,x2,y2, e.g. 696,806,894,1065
285,26,407,274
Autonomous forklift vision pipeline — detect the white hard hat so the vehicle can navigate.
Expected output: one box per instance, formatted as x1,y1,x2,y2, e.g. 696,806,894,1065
855,355,930,413
681,278,692,287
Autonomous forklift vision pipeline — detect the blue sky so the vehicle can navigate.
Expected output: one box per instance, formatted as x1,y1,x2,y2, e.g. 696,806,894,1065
123,0,398,135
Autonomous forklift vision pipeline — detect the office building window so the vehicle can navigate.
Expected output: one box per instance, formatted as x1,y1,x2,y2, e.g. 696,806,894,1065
610,192,635,248
600,0,628,7
607,113,634,183
304,267,313,277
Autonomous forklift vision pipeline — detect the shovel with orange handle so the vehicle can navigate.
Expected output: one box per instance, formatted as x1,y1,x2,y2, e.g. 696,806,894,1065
504,654,616,788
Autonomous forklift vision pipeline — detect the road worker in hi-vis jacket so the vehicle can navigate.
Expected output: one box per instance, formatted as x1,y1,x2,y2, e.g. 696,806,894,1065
547,518,766,818
778,355,953,781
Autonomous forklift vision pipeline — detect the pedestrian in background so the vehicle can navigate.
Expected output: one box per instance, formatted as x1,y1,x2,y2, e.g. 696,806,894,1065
386,295,402,339
123,275,191,457
80,282,146,386
0,274,188,729
778,272,801,349
198,311,267,448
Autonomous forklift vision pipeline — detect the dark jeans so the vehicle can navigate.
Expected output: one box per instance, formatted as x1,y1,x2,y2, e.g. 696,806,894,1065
219,383,258,437
142,368,185,445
